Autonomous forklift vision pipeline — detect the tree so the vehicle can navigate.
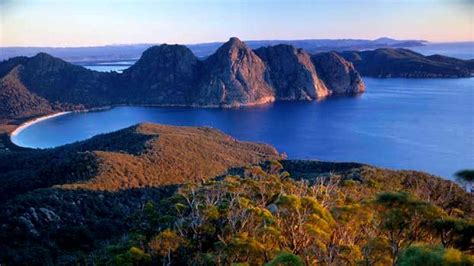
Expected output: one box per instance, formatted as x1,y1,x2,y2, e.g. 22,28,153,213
432,217,474,250
398,245,474,266
265,252,304,266
148,229,187,266
275,194,335,264
114,246,151,266
373,192,445,265
455,169,474,194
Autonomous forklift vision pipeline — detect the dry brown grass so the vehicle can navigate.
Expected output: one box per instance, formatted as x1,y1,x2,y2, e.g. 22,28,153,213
60,123,281,191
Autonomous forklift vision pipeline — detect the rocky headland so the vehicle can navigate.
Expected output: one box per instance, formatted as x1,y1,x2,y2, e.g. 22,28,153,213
0,37,365,123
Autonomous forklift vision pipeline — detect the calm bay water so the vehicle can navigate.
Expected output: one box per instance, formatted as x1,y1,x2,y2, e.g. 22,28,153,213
411,42,474,60
11,78,474,179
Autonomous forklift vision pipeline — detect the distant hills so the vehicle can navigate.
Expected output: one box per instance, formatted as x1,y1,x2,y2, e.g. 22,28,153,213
339,48,474,78
0,37,364,121
0,37,426,62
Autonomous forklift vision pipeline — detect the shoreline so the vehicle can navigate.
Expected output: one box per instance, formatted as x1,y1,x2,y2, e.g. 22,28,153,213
6,101,278,147
9,111,72,137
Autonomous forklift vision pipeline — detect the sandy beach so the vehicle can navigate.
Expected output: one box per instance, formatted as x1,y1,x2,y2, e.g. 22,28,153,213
9,111,72,137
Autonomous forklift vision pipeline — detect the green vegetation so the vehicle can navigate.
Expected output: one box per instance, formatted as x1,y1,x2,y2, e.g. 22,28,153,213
398,245,474,266
88,162,473,265
0,124,472,264
455,169,474,194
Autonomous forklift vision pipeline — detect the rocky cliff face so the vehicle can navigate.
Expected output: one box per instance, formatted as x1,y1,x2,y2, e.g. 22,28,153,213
311,52,365,94
0,37,368,120
122,44,198,104
255,44,330,100
196,37,275,106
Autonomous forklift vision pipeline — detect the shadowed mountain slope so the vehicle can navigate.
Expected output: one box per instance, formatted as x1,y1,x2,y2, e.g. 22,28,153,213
0,66,54,119
340,48,474,78
121,44,198,105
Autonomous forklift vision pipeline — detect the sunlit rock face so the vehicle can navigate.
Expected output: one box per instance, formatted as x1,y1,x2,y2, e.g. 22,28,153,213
195,37,276,107
311,52,365,95
255,44,330,100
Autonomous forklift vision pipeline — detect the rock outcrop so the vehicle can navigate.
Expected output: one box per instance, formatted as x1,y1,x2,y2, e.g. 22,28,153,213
255,44,330,100
311,52,365,94
122,44,198,104
196,37,275,106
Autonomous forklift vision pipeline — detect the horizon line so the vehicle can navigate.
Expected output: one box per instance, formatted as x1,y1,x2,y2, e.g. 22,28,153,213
1,38,473,49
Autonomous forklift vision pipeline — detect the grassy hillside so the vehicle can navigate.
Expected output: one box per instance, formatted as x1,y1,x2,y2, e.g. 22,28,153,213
0,123,471,265
0,123,281,264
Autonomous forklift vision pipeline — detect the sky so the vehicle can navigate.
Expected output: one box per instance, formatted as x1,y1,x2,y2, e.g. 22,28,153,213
0,0,472,47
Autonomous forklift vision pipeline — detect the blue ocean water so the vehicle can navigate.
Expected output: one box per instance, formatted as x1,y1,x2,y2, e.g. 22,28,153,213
11,78,474,180
411,42,473,60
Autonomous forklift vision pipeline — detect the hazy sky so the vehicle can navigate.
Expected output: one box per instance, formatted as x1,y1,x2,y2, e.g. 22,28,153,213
0,0,472,47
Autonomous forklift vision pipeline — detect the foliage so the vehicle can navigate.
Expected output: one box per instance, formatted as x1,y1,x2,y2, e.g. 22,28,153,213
2,158,473,265
148,229,187,265
265,252,304,266
455,169,474,193
373,191,446,264
398,244,474,266
433,217,474,251
113,246,151,265
95,162,473,265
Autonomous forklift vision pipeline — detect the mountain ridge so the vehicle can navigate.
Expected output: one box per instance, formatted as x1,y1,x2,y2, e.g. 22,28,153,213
339,48,474,78
0,37,365,122
0,37,427,61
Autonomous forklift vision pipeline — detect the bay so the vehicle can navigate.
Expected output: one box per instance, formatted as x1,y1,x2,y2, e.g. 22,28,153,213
11,78,474,180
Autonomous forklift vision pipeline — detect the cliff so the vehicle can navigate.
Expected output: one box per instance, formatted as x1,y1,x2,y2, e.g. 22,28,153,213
122,44,198,104
196,37,275,106
311,51,365,94
255,44,330,100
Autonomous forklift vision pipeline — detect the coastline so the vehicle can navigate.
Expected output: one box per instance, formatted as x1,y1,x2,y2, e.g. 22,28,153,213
9,111,72,137
6,100,279,144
